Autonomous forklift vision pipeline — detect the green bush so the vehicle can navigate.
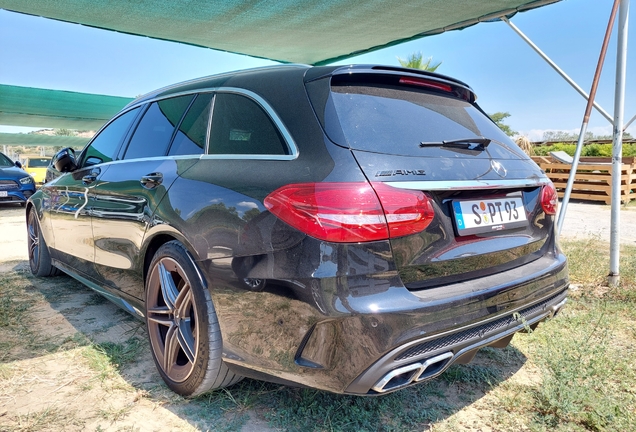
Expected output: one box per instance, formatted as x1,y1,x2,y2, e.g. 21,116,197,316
534,143,636,158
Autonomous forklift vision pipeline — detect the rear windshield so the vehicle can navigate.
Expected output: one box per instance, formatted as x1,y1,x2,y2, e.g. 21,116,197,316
26,158,50,167
313,76,524,159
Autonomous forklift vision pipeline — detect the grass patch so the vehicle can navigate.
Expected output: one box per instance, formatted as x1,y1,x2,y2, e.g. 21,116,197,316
179,378,452,432
490,240,636,431
7,406,84,432
80,338,144,381
0,271,47,361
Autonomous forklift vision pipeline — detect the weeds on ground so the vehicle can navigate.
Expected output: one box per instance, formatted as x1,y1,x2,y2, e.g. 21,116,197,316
490,240,636,431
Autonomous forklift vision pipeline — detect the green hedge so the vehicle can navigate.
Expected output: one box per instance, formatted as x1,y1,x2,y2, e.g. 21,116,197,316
534,143,636,157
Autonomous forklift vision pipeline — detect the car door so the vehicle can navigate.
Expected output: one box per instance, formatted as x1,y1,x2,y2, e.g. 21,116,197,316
44,107,140,280
90,94,210,300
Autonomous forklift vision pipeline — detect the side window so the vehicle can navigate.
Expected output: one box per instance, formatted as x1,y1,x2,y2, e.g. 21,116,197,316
209,93,288,156
168,93,213,156
82,107,139,167
123,95,193,160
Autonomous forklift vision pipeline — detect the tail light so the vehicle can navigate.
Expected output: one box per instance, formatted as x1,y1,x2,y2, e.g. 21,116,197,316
264,182,435,243
540,182,558,215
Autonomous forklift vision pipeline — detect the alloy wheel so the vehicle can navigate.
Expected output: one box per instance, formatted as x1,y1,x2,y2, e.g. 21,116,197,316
27,212,40,270
146,257,198,383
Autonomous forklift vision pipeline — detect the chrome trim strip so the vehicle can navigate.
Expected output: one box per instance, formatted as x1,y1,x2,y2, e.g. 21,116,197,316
384,178,549,191
200,154,297,161
124,87,299,161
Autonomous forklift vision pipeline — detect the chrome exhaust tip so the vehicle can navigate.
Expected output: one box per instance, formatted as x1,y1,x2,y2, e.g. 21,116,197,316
549,298,568,318
371,352,453,393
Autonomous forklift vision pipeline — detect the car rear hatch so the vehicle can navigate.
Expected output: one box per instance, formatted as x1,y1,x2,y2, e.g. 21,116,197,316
305,66,556,290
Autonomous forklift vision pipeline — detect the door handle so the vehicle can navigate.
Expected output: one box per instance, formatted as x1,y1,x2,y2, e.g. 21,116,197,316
141,172,163,189
82,167,101,184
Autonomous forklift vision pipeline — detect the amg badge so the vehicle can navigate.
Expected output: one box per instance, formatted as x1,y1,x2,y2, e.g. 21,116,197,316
375,169,426,177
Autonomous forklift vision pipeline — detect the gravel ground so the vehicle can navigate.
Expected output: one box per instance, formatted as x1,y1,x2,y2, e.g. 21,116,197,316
2,201,636,262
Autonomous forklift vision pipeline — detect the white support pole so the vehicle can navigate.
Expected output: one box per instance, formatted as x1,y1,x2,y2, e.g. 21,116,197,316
609,0,630,286
502,17,615,125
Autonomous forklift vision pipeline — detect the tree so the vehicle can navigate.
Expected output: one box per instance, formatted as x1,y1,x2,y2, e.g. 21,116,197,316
397,52,441,72
489,112,517,137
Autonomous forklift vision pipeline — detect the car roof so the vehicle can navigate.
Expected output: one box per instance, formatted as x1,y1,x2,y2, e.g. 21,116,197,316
125,64,476,109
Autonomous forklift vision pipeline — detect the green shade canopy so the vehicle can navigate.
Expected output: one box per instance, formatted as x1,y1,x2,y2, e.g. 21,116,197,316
0,0,560,133
0,0,560,65
0,84,133,130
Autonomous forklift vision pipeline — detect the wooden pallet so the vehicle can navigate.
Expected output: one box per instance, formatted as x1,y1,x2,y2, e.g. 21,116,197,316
531,156,636,204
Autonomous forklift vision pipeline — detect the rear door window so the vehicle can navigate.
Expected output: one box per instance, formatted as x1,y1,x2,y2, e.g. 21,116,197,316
168,93,213,156
208,93,289,156
123,95,193,160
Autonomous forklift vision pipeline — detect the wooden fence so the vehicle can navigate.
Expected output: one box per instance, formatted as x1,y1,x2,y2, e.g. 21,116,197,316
531,156,636,204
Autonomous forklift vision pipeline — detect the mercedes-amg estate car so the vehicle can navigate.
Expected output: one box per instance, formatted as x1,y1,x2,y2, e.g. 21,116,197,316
27,64,568,397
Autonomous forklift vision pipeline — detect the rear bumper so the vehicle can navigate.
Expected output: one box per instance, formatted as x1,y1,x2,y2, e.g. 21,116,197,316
345,288,567,394
210,244,568,394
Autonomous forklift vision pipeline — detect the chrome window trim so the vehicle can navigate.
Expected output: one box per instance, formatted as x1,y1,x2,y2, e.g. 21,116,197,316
199,153,297,161
96,155,200,166
124,87,299,161
81,152,297,167
384,178,549,191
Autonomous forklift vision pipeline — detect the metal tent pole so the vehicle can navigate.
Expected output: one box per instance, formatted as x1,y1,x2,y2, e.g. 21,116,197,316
502,17,614,125
624,113,636,131
557,0,621,235
608,0,630,286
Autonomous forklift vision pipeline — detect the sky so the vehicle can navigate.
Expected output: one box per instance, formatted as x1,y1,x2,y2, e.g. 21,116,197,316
0,0,634,141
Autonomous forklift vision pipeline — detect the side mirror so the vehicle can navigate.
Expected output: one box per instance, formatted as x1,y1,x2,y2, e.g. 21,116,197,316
14,161,22,169
53,148,78,173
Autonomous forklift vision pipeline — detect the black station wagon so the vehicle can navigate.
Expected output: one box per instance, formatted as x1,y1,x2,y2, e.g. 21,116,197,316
27,64,568,396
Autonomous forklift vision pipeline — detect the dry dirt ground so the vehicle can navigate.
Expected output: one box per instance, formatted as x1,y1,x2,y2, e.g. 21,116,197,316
1,201,634,431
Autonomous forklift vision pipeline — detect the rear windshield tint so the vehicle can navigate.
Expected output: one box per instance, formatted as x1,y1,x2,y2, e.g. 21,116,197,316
27,158,50,167
319,78,523,159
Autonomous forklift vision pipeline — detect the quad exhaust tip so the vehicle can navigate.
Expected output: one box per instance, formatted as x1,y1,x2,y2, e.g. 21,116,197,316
370,296,568,394
371,352,453,393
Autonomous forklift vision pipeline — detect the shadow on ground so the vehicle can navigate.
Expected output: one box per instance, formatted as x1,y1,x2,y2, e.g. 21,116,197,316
0,259,528,431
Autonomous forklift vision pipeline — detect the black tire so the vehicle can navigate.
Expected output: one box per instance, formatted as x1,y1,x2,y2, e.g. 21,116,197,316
231,256,267,292
27,210,61,277
241,277,266,292
145,241,242,397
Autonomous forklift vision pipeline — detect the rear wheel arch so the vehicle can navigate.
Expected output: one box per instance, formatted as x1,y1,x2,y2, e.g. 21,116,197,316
142,232,201,286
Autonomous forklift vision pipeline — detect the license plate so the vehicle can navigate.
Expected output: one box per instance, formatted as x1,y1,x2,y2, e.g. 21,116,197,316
0,191,7,197
452,196,527,235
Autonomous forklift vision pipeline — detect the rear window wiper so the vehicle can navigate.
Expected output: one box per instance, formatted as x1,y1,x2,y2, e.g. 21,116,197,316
420,137,491,150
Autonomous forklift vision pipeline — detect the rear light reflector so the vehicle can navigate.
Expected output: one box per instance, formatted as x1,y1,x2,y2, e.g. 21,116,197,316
264,182,435,243
399,77,452,92
370,182,435,238
540,183,558,215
